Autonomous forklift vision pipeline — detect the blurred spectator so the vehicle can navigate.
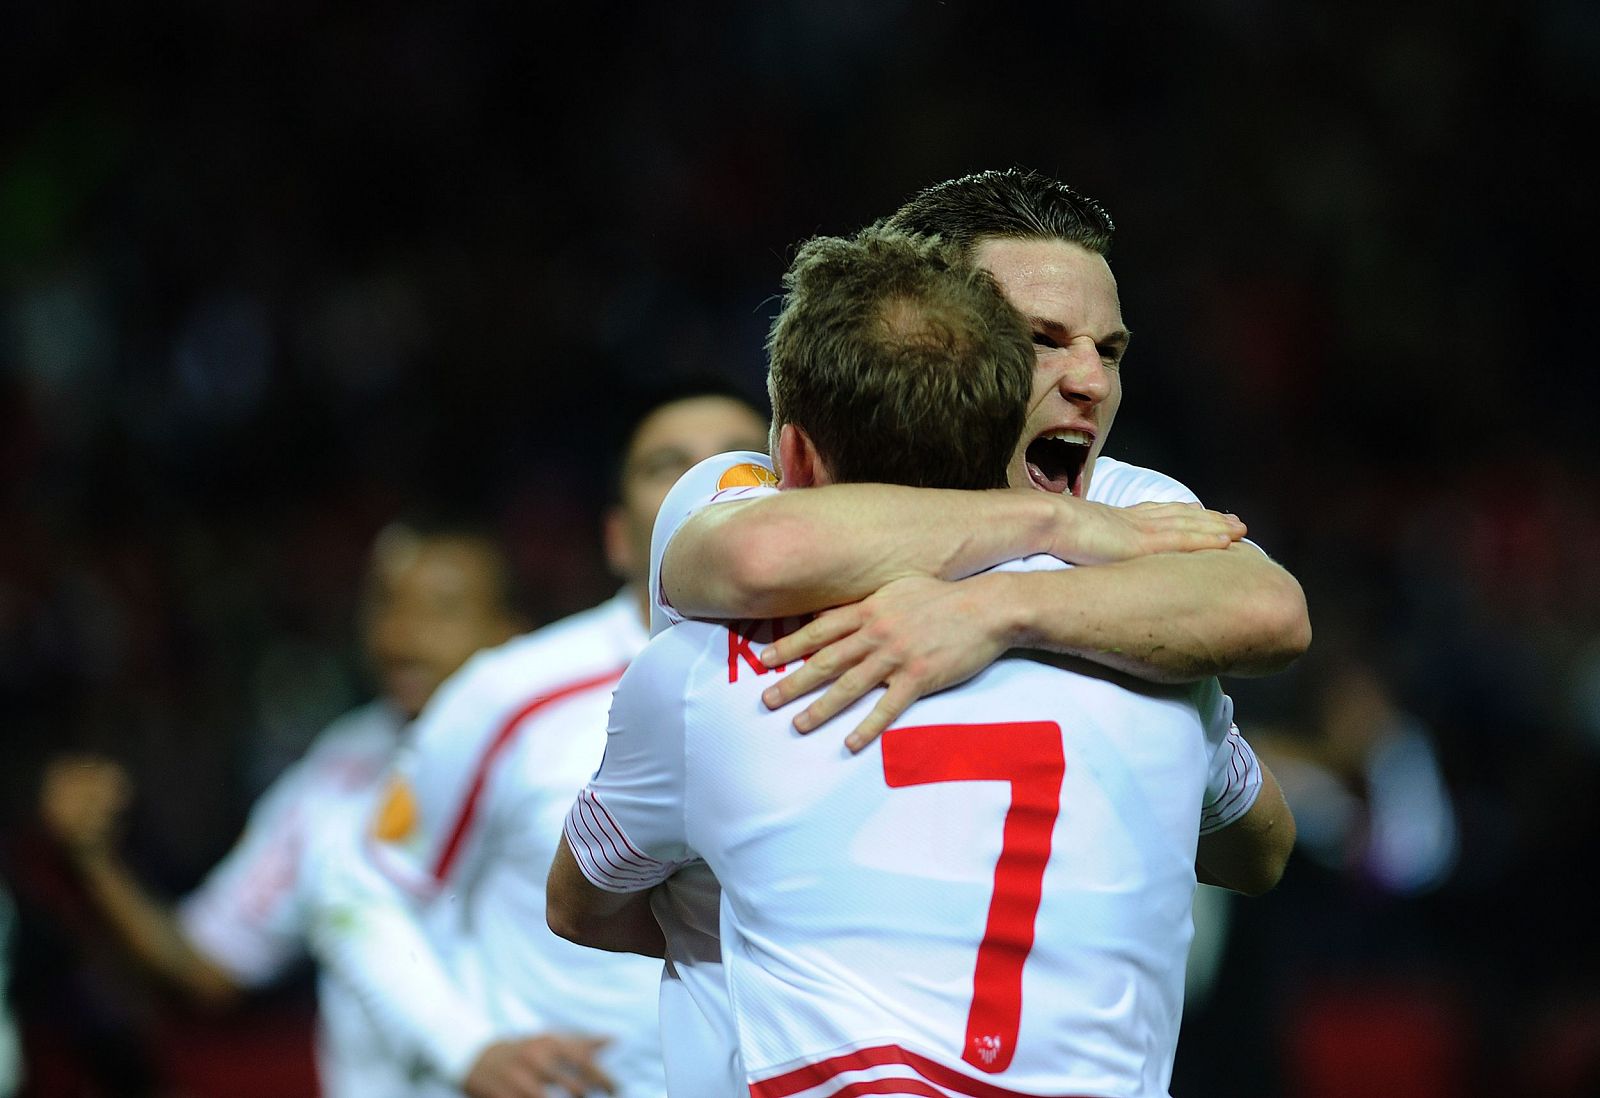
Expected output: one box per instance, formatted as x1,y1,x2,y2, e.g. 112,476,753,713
1258,657,1457,897
1175,647,1470,1098
28,520,520,1097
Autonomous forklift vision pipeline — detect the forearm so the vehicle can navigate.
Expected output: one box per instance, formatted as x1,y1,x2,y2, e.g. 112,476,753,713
74,853,240,1007
1003,544,1311,682
309,867,497,1086
665,486,1060,619
1196,759,1297,895
546,838,667,958
547,890,666,959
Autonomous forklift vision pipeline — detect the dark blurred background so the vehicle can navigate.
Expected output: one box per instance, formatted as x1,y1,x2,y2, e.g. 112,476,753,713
3,1,1597,1095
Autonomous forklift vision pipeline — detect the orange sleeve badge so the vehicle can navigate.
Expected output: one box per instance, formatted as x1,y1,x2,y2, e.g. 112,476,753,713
717,463,778,490
372,775,419,842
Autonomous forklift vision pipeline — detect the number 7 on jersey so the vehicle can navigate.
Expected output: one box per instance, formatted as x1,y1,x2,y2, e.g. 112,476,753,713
880,721,1065,1075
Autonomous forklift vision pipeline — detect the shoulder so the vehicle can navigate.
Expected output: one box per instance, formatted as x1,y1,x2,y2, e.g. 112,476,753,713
661,450,776,511
649,450,777,635
1087,455,1202,507
255,702,400,803
477,595,637,688
409,597,638,755
304,701,404,759
650,450,776,557
629,619,723,681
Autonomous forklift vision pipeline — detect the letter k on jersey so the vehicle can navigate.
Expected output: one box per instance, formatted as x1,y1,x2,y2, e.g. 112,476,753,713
726,617,808,683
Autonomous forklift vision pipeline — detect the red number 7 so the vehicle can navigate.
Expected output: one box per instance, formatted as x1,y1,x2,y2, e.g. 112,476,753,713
880,721,1065,1075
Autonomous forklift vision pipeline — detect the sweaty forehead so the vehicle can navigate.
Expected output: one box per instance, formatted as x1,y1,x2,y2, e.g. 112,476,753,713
973,237,1123,333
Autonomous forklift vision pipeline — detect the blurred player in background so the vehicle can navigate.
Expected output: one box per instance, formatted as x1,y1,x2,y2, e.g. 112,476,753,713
652,168,1310,748
37,521,522,1097
551,226,1294,1096
312,377,769,1098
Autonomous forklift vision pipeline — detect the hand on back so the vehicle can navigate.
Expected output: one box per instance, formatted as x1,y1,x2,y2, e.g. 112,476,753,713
463,1034,616,1098
1052,499,1245,566
756,573,1015,752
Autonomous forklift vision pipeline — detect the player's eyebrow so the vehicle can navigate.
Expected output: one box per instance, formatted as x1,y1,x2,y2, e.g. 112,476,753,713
1102,328,1133,355
1029,317,1134,353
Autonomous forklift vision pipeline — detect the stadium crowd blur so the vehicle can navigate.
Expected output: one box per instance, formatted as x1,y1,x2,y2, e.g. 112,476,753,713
3,2,1597,1096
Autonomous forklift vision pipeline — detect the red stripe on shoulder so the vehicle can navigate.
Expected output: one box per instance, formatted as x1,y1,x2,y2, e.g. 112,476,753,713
430,665,626,882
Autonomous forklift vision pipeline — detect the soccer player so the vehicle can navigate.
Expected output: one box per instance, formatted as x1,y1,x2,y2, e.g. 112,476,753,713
316,379,770,1098
551,226,1294,1097
650,169,1310,750
36,520,522,1097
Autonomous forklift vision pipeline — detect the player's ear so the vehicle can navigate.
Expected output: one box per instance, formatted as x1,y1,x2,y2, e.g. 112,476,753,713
776,423,830,489
602,505,633,577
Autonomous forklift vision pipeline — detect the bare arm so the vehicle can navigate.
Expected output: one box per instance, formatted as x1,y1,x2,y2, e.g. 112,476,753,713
1196,758,1297,896
757,543,1310,749
662,485,1243,621
39,757,240,1009
546,838,666,959
1001,541,1312,681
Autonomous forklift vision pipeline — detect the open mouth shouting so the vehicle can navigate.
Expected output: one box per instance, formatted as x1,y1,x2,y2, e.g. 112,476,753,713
1023,428,1093,496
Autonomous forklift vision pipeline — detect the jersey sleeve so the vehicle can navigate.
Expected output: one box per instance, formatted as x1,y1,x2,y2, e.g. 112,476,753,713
1194,679,1264,835
363,661,506,899
1091,457,1272,557
647,450,777,636
562,645,693,893
176,755,317,986
306,806,499,1085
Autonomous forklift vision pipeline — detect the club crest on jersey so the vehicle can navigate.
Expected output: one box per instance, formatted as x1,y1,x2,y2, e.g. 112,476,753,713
717,462,778,490
973,1034,1004,1066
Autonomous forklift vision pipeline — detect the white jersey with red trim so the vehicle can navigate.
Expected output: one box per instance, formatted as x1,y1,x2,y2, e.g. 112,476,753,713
368,589,666,1097
568,556,1263,1098
176,700,409,1098
646,452,1205,636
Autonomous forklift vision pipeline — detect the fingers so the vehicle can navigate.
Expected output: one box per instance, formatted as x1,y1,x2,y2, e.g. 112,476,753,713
498,1066,547,1098
760,634,868,711
463,1044,547,1098
759,607,858,668
1132,504,1246,553
543,1037,615,1096
476,1035,615,1098
792,654,891,733
843,682,919,754
542,1058,607,1096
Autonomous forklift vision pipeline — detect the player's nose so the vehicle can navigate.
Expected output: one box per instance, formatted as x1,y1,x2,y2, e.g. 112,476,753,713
1055,337,1112,406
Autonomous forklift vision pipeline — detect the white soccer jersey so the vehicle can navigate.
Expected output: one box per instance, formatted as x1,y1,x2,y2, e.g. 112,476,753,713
365,590,667,1098
568,557,1264,1098
646,452,1208,636
176,700,409,1098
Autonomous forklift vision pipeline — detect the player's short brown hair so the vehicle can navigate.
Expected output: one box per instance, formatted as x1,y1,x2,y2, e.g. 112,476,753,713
767,224,1033,491
884,167,1116,258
